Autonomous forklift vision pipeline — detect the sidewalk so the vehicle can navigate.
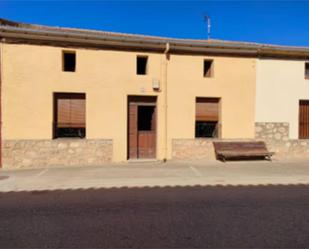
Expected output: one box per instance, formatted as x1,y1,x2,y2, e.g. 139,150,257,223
1,159,309,192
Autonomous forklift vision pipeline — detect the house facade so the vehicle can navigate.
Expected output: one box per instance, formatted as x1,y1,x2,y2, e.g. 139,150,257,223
255,58,309,158
0,19,309,168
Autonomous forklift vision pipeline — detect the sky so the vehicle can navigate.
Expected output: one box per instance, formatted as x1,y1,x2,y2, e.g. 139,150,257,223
1,1,309,47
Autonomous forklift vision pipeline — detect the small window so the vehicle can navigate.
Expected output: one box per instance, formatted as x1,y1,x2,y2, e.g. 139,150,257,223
137,56,148,75
305,62,309,79
63,51,76,72
53,93,86,138
203,59,213,78
195,97,220,138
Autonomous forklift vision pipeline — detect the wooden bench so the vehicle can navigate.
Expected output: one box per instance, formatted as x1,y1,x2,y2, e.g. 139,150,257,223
213,141,274,162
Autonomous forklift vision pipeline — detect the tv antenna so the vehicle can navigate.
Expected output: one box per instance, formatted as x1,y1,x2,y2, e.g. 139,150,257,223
203,14,211,40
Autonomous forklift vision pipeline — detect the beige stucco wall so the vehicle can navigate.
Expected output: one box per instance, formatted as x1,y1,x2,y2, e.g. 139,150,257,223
256,59,309,139
2,43,256,162
166,54,256,157
2,43,166,162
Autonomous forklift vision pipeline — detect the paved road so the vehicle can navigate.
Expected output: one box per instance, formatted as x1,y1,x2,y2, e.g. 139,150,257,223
1,184,309,248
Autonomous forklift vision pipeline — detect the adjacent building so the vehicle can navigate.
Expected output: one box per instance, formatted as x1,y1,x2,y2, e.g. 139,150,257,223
0,19,309,168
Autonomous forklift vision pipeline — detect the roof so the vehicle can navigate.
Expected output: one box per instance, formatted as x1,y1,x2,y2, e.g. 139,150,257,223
1,18,309,59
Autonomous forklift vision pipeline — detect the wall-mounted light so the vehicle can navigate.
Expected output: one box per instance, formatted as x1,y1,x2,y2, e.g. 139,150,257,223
152,78,160,91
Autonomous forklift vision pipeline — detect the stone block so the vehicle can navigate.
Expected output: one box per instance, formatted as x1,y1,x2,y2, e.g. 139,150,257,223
57,143,68,149
69,141,80,148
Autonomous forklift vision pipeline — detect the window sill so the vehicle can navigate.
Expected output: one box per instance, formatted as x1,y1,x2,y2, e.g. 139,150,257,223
195,137,220,140
53,137,85,140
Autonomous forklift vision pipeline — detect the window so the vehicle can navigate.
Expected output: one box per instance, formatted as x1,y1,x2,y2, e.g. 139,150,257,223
203,59,213,77
305,62,309,79
63,51,76,72
195,97,220,138
137,56,148,75
195,121,218,138
138,106,155,131
54,93,86,138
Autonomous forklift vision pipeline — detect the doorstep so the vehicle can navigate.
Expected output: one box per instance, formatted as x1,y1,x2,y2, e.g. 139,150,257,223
127,159,162,163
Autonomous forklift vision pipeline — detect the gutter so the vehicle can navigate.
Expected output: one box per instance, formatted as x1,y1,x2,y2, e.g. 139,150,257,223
0,41,2,168
0,25,167,51
163,43,170,162
0,25,259,49
0,25,262,57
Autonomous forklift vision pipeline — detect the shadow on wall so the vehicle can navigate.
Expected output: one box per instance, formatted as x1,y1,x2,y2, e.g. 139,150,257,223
1,184,309,248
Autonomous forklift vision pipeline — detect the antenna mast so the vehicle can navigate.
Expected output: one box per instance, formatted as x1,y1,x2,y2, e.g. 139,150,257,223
204,14,211,40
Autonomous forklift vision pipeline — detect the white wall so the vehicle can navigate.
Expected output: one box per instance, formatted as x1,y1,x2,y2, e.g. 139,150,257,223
256,59,309,139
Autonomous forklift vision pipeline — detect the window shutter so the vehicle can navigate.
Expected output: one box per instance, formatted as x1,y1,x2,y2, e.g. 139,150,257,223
57,98,71,128
70,98,85,128
196,98,219,121
299,100,309,138
56,93,85,128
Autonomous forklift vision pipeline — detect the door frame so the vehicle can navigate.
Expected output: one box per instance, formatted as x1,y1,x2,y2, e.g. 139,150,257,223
127,95,157,160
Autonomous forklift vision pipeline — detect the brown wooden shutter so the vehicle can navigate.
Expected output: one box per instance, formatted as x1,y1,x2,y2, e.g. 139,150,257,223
196,98,219,121
56,93,85,128
299,100,309,138
57,98,71,128
70,98,85,128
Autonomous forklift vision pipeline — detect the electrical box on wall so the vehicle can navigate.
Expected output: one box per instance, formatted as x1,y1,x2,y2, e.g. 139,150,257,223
152,78,160,90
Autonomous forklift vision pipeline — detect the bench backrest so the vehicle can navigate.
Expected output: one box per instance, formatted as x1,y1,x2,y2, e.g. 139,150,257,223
213,141,268,153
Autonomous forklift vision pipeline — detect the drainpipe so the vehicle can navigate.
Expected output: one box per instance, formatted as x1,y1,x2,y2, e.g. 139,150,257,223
0,40,3,168
163,42,170,162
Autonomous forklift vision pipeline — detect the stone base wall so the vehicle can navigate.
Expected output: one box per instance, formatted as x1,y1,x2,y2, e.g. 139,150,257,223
255,122,289,142
266,140,309,159
172,123,309,161
255,122,309,159
2,139,112,169
172,138,260,160
172,139,216,160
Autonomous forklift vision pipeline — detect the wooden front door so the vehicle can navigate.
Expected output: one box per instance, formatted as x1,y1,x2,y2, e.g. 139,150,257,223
128,96,157,159
299,100,309,139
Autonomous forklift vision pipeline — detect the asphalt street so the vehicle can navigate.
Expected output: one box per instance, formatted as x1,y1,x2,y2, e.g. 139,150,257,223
1,184,309,248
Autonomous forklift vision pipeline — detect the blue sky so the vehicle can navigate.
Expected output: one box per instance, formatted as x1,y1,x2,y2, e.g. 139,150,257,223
1,1,309,46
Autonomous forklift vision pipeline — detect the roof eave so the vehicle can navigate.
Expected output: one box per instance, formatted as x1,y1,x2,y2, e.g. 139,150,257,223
1,25,309,59
0,26,260,57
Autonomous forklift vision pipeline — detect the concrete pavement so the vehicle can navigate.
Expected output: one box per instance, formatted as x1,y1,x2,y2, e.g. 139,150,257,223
0,160,309,192
1,159,309,192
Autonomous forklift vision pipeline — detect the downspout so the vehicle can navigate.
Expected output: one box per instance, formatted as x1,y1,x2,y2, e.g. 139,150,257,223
163,42,170,162
0,40,3,168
